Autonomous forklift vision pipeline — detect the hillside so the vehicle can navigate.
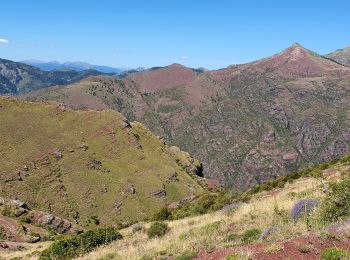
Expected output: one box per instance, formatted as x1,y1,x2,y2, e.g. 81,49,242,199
326,45,350,66
0,97,204,230
0,58,105,95
22,44,350,190
66,152,350,259
4,150,350,259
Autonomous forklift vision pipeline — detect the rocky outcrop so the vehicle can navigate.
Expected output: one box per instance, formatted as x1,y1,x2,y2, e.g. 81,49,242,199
150,189,166,198
0,197,78,234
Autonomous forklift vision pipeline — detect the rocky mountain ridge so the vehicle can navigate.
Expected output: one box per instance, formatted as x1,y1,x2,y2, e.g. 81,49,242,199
21,44,350,190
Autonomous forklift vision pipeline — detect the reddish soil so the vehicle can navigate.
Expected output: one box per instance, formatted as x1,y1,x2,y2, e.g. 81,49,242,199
128,63,198,92
195,233,350,260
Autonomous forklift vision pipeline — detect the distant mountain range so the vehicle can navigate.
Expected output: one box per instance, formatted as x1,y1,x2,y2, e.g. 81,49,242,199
0,58,106,94
21,60,127,73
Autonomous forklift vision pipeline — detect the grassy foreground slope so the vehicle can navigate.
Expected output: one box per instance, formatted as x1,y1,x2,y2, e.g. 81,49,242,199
0,97,204,228
83,154,350,260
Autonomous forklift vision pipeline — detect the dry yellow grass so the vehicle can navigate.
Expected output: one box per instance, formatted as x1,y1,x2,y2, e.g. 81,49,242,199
0,241,51,260
79,177,325,260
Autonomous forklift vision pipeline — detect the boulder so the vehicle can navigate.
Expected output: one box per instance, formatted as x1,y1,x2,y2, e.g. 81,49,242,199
52,148,62,159
166,171,178,183
282,151,298,161
150,189,166,198
127,184,136,194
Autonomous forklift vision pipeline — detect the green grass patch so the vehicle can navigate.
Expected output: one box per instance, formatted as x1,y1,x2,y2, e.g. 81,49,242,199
147,222,169,239
39,227,122,260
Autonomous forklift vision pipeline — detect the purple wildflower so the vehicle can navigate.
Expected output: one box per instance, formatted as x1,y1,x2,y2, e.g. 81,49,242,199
260,226,279,240
290,199,318,221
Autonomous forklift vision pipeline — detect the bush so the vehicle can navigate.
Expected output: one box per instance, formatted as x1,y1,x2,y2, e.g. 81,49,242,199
226,233,239,241
290,199,318,221
19,216,31,223
241,228,261,244
40,227,122,260
132,224,144,233
175,250,198,260
90,215,100,225
320,247,350,260
152,207,172,221
318,179,350,224
298,244,314,253
0,225,6,240
29,232,41,238
172,192,231,220
147,222,168,239
263,244,283,254
1,204,15,217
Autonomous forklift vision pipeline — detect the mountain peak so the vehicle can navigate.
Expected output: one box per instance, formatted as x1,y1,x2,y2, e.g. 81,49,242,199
167,63,187,69
326,45,350,67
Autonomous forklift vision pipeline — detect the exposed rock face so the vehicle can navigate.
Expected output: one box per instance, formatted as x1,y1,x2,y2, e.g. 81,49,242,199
166,171,178,183
28,211,76,234
22,44,350,190
167,195,196,209
150,189,166,198
87,159,102,170
283,152,298,161
52,148,62,159
0,197,78,235
127,183,136,194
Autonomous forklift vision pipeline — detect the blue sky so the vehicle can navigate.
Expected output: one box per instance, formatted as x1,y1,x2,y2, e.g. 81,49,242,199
0,0,349,69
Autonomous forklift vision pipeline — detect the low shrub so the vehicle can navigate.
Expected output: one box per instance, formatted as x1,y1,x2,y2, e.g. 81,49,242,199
19,216,31,223
0,225,6,240
29,231,41,238
226,233,239,241
175,250,198,260
172,192,231,220
147,222,168,238
152,207,172,221
263,244,283,254
132,223,144,233
40,227,122,260
320,247,350,260
318,178,350,224
290,199,318,221
297,244,314,253
90,215,100,225
241,228,261,244
1,204,15,217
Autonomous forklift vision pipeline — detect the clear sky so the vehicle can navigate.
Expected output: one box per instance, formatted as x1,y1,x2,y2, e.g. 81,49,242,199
0,0,349,69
